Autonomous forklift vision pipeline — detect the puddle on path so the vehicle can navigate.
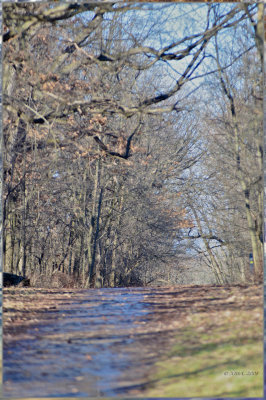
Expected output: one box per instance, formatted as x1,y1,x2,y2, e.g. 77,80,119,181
3,287,156,397
5,284,261,397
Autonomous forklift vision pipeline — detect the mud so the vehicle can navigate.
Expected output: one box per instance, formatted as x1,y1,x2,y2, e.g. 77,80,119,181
3,285,263,397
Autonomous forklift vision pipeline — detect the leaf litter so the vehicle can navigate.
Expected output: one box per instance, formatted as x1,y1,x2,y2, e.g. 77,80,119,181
3,284,263,397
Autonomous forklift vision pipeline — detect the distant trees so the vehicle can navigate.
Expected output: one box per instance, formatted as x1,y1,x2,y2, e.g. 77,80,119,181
3,2,262,287
181,8,263,283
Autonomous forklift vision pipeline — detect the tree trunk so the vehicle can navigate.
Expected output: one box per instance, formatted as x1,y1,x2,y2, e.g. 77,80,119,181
109,193,124,287
89,188,103,283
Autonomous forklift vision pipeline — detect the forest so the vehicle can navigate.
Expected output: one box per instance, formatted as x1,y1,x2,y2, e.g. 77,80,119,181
2,1,263,288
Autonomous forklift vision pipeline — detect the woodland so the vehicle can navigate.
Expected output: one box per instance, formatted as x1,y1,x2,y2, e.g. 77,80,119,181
2,1,263,288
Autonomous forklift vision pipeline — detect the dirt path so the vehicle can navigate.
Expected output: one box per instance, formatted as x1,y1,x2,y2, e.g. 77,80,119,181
3,285,263,397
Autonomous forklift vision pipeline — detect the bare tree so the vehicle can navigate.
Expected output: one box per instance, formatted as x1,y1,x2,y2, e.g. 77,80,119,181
3,2,260,286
